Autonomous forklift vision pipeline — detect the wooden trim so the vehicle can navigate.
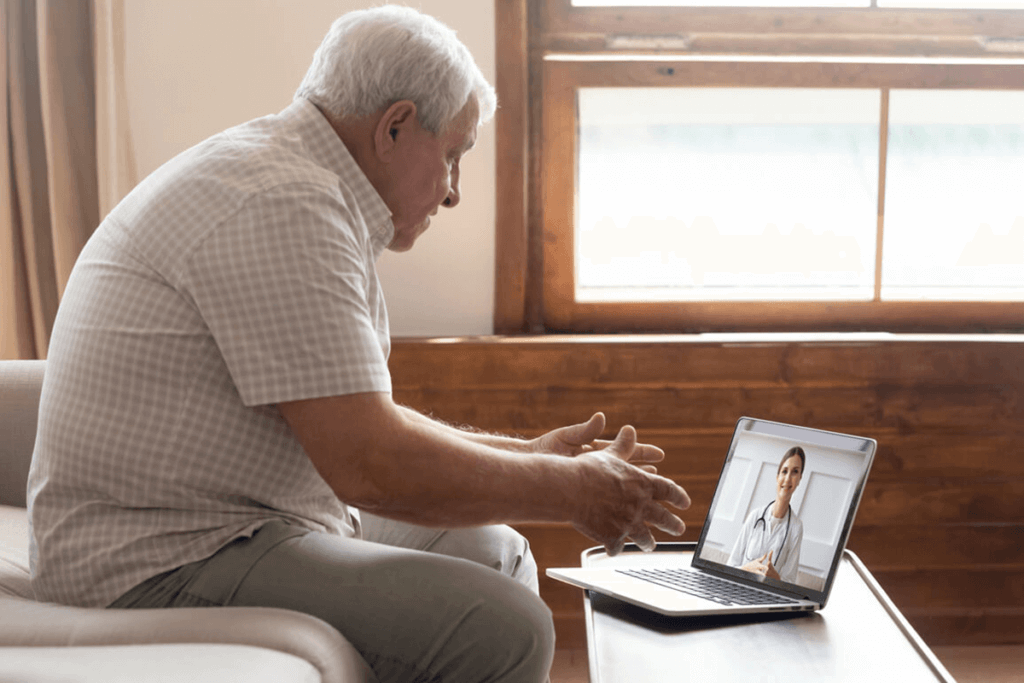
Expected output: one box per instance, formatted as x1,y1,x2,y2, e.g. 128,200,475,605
389,333,1024,388
538,58,1024,333
541,300,1024,334
494,0,530,333
578,36,1024,60
542,58,1024,89
541,0,1024,42
540,34,1024,60
525,0,548,333
540,59,578,331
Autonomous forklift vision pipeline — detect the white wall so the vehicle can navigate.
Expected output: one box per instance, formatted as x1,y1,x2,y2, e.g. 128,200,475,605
122,0,497,336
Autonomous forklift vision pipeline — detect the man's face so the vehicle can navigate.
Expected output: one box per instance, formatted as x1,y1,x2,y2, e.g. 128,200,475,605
385,96,479,252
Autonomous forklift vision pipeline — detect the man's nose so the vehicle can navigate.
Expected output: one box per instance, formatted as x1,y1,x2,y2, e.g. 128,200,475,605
443,185,460,209
443,169,461,208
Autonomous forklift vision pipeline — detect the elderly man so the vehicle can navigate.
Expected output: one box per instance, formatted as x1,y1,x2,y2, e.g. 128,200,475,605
28,6,690,682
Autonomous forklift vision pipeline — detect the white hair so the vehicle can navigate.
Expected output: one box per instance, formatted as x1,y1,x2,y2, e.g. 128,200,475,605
295,5,496,135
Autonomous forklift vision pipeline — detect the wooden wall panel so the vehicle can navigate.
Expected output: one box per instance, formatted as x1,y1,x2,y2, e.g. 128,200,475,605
389,336,1024,648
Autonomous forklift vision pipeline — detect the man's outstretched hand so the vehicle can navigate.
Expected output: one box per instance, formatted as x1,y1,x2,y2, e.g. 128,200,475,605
569,424,690,556
531,412,666,474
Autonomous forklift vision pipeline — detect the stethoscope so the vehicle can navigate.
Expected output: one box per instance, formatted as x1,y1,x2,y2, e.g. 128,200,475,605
743,501,792,569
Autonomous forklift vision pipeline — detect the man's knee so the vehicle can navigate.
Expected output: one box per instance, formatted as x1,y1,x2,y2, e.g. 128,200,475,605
487,525,538,581
496,588,556,682
450,574,555,682
428,524,540,593
365,552,554,682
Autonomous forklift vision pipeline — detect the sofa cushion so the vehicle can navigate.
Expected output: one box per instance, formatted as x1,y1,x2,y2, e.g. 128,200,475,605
0,505,32,599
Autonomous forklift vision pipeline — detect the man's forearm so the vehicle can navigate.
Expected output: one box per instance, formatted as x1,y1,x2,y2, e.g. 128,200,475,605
397,404,533,453
283,394,575,527
349,404,577,526
279,391,689,552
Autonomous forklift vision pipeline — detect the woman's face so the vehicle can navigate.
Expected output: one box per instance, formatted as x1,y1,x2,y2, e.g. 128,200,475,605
776,455,803,502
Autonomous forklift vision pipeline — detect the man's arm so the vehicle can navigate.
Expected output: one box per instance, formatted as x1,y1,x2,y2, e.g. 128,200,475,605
279,391,690,554
397,405,666,469
396,404,534,451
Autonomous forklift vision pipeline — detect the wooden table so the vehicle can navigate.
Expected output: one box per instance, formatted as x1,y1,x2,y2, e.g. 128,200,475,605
580,542,956,682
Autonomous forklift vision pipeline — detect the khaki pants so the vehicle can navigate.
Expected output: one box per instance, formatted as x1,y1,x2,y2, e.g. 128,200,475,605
110,514,554,683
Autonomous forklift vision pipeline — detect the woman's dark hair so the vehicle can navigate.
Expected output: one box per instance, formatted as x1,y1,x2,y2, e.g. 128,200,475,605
777,446,806,475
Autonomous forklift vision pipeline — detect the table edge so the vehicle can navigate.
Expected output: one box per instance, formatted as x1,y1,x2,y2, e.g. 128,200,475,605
578,542,956,683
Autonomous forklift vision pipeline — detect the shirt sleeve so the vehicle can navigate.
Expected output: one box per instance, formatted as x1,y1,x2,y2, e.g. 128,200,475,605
182,182,391,406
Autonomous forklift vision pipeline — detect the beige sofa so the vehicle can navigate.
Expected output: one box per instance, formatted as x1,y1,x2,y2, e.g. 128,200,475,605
0,360,376,683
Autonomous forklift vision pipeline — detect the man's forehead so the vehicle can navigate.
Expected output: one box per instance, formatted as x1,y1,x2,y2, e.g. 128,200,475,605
457,126,478,153
448,100,479,150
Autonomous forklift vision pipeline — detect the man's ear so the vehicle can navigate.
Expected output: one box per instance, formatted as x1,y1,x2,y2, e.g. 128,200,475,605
374,100,417,161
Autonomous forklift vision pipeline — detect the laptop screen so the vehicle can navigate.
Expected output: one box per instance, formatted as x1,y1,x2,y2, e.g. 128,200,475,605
691,417,876,604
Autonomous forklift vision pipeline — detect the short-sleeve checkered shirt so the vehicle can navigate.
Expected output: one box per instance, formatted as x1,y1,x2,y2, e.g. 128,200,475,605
27,99,395,608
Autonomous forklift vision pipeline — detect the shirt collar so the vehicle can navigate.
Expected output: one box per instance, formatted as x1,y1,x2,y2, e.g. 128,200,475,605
287,98,395,257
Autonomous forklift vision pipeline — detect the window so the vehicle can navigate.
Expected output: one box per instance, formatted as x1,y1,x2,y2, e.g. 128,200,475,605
494,0,1024,333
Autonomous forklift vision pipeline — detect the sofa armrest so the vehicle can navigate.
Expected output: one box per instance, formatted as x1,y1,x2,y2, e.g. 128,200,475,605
0,597,376,683
0,360,44,508
0,643,322,683
2,505,374,683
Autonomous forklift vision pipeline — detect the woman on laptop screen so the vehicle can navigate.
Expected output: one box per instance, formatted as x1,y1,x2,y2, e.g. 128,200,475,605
727,447,805,583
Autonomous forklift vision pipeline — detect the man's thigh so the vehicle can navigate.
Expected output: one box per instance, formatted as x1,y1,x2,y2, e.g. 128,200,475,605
359,512,540,594
229,528,554,683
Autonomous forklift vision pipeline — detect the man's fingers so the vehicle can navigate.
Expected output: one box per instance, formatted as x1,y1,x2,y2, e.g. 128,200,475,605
630,526,657,553
609,425,638,459
552,412,605,451
571,412,605,446
585,424,664,468
644,502,686,537
649,472,690,510
600,431,664,464
629,443,666,464
605,535,626,557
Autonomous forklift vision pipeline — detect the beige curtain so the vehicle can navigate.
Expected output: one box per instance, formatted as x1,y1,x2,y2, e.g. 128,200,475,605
93,0,135,220
1,0,100,360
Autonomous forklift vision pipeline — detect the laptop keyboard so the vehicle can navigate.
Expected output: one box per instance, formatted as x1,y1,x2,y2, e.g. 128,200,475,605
617,568,799,606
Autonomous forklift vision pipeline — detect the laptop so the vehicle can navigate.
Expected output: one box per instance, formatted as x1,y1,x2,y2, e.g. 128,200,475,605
547,417,876,617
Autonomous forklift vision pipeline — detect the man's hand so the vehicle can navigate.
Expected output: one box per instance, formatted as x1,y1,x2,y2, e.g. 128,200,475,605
570,425,690,556
530,412,666,474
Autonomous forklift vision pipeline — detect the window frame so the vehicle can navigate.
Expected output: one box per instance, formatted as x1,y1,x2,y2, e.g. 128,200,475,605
494,0,1024,333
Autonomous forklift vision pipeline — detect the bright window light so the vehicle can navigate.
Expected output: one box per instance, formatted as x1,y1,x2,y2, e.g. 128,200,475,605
571,0,1024,6
571,0,869,6
881,90,1024,301
576,87,880,302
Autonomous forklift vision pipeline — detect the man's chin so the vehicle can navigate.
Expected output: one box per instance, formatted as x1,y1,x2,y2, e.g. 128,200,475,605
387,221,430,252
386,239,415,253
385,237,413,253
